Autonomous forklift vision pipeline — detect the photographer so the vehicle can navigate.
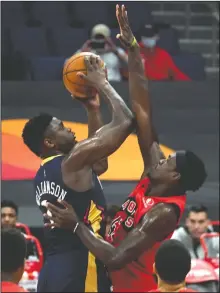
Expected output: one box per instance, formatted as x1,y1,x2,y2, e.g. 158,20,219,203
78,24,128,81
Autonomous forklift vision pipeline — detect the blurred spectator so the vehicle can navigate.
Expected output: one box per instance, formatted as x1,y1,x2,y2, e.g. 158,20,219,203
149,239,194,292
1,228,27,292
172,205,219,259
77,24,128,81
139,24,191,81
104,205,120,236
1,200,18,229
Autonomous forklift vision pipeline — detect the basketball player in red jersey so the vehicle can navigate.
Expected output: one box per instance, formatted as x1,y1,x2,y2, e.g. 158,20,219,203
149,239,197,292
44,5,207,292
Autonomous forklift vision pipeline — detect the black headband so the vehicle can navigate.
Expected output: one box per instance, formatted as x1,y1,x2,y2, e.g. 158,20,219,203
175,150,187,174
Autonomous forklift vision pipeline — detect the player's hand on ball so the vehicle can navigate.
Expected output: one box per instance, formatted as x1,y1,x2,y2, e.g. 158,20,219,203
116,4,135,48
77,55,107,87
44,200,79,230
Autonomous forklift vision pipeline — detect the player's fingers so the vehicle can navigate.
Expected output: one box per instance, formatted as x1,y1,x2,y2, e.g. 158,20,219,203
121,5,127,23
47,202,63,215
43,213,58,223
84,56,93,71
96,56,103,69
116,4,124,28
57,199,71,209
89,54,95,67
76,72,87,80
124,8,130,24
44,222,60,228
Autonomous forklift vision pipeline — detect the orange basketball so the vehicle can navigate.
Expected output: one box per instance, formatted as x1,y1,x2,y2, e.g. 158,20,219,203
63,52,105,98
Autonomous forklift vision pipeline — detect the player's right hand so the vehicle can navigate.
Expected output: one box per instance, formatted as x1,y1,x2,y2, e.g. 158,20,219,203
77,54,107,87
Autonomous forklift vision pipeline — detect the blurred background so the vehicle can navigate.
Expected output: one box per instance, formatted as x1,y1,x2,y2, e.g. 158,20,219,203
1,1,219,283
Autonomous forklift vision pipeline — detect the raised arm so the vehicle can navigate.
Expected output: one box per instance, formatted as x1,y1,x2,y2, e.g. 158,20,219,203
45,201,178,271
62,54,134,173
80,94,108,176
116,5,165,176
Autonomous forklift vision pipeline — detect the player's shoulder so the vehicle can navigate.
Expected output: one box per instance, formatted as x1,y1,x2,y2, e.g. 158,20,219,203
35,155,64,180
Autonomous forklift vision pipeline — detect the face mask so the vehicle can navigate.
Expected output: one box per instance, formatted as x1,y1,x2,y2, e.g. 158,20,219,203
141,37,157,48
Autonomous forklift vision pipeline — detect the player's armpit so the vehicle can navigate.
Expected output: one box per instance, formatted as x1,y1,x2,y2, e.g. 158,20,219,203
92,158,108,176
105,203,178,270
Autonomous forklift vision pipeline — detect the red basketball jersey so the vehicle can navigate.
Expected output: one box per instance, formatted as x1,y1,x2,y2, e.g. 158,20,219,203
105,177,186,292
149,288,197,292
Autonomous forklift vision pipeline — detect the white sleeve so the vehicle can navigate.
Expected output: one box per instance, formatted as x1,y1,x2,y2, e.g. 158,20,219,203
116,47,126,56
171,228,183,241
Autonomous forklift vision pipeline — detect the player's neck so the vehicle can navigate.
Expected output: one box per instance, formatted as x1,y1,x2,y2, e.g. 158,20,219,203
1,272,18,284
148,183,183,197
41,150,63,160
158,278,186,292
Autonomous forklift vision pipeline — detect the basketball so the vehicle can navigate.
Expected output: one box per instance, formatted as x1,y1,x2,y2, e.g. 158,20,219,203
63,52,105,98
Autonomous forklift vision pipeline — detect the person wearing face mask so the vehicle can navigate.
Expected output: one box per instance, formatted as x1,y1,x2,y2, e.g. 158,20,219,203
139,24,191,81
78,24,128,81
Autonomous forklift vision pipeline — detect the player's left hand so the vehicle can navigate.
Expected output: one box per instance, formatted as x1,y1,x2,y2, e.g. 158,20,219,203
71,94,100,110
44,200,79,230
116,4,134,48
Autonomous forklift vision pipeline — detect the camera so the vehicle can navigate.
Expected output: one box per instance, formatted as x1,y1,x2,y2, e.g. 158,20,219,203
90,34,106,50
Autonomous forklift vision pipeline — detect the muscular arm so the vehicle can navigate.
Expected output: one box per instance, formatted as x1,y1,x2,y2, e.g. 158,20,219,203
128,42,165,174
86,95,108,175
116,4,165,173
75,203,178,270
62,81,134,173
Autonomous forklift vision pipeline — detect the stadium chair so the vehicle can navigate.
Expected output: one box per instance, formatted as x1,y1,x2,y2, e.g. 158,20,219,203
30,2,69,27
51,28,88,57
157,27,180,55
10,27,50,56
1,1,26,28
72,2,109,27
29,57,65,81
172,53,206,80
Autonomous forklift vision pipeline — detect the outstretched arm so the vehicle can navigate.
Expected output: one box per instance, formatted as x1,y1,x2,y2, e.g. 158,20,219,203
62,54,134,174
45,201,178,271
83,94,108,175
116,5,165,177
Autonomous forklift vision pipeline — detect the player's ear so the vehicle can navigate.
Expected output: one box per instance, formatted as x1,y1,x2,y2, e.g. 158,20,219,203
44,138,55,149
172,171,180,182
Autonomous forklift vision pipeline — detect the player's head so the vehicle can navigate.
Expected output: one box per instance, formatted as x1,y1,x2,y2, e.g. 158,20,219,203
186,205,210,239
153,239,191,285
148,150,207,194
2,228,27,283
22,113,77,157
1,200,18,228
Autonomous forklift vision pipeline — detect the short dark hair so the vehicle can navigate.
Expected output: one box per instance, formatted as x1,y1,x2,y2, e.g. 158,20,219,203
22,113,53,156
179,151,207,192
105,205,120,220
1,200,18,215
2,228,27,273
187,204,208,216
155,239,191,284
